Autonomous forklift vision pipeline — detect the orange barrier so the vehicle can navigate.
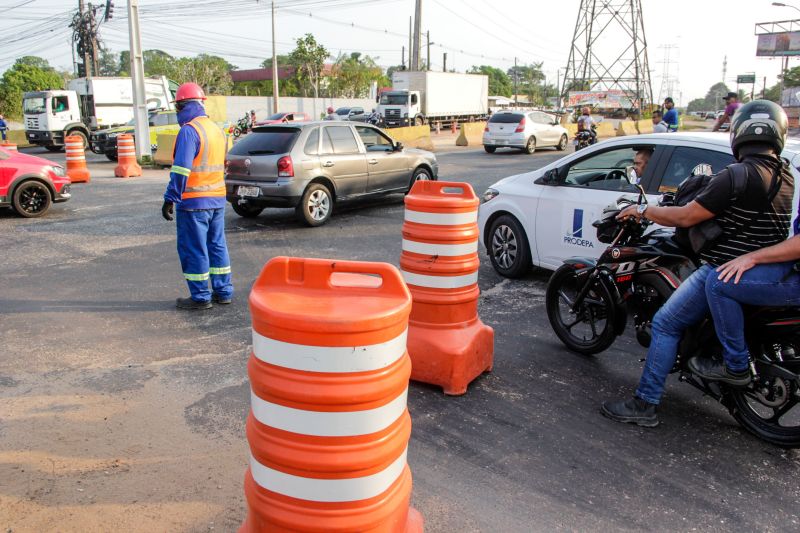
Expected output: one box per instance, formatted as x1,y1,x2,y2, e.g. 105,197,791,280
243,256,424,533
0,141,18,151
450,121,457,134
64,135,90,183
114,134,142,178
400,181,494,395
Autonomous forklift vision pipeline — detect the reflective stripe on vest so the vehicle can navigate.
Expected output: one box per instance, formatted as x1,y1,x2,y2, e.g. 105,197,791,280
182,117,226,200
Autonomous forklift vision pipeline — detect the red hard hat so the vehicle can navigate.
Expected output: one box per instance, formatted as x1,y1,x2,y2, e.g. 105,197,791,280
174,82,207,102
327,106,334,113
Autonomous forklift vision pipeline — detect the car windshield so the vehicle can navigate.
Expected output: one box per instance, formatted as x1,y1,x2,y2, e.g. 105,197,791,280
23,97,46,114
380,94,408,105
489,113,524,124
267,113,287,120
228,127,300,155
336,108,350,116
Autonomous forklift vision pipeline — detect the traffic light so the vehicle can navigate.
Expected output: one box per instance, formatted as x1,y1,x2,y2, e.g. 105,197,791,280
104,0,114,21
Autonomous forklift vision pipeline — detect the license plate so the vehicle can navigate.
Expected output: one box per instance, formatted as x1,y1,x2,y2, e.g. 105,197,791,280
499,140,508,145
238,186,260,198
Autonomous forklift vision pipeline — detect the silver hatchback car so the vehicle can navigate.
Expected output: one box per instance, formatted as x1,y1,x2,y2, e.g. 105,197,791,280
225,121,438,226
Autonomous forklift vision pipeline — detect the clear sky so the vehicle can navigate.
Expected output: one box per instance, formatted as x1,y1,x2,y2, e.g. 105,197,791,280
0,0,794,105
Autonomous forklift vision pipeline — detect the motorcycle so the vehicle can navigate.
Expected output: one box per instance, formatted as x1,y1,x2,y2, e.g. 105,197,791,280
367,112,384,128
575,124,597,150
545,165,800,446
232,114,251,138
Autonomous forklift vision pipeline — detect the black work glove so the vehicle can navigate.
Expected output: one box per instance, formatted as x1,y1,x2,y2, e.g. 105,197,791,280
161,201,174,221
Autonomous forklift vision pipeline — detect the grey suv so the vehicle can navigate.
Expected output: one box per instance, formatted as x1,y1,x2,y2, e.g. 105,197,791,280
225,121,438,226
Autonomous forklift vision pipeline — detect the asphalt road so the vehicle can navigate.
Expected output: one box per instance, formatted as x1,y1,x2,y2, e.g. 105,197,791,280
1,144,799,532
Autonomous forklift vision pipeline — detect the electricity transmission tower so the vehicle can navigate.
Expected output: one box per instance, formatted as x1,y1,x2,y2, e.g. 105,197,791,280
560,0,653,112
656,44,679,104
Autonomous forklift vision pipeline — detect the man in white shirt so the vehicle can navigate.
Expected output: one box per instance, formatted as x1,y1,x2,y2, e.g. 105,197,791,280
652,110,668,133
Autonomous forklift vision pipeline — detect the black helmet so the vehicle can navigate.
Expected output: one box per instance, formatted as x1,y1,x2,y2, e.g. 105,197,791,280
730,99,787,159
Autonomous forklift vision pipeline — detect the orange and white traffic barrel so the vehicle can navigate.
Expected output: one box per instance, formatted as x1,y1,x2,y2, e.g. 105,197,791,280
399,180,494,395
242,256,424,533
64,135,90,183
114,134,141,177
0,141,18,152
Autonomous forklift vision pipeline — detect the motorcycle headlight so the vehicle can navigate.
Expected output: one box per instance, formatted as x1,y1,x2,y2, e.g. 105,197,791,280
49,165,66,177
482,188,499,203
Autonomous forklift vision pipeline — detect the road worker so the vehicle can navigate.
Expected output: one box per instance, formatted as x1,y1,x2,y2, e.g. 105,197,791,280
161,82,233,310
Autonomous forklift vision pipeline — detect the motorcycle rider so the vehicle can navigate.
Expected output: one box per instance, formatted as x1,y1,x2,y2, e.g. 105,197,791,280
601,100,794,427
367,108,382,126
576,107,597,145
324,106,340,121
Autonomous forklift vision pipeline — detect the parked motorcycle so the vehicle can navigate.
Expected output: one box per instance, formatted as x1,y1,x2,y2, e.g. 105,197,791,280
232,114,251,138
575,124,597,150
545,165,800,446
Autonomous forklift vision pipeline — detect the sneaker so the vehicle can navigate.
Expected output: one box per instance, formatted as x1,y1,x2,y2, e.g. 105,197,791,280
687,357,751,387
176,297,212,310
212,294,232,305
601,397,659,427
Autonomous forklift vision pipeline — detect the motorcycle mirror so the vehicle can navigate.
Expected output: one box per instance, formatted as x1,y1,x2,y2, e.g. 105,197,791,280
394,141,404,151
625,165,639,185
691,163,713,177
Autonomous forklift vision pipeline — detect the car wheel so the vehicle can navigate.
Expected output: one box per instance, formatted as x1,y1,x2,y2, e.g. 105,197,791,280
296,183,333,227
105,150,118,162
67,130,88,150
487,214,532,278
45,145,64,152
557,134,568,151
407,167,432,192
484,145,496,153
231,201,264,218
524,136,536,154
12,180,52,218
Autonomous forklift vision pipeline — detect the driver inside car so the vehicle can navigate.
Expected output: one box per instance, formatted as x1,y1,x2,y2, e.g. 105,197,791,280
600,100,795,428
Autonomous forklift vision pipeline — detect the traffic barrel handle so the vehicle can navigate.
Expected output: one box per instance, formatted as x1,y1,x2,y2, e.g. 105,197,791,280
408,180,478,201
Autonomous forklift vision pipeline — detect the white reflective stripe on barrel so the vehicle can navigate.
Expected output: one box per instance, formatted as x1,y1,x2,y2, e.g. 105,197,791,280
65,157,86,161
252,328,407,373
401,239,478,256
401,270,479,289
404,209,477,226
249,447,407,503
250,387,408,436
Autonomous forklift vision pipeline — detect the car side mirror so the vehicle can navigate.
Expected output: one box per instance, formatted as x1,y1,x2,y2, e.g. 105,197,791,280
394,141,404,151
543,168,559,184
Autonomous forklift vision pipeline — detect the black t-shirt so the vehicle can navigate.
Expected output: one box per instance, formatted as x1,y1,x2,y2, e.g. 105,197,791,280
694,154,794,266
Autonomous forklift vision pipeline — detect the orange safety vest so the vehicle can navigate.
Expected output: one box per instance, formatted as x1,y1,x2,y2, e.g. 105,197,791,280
182,116,226,200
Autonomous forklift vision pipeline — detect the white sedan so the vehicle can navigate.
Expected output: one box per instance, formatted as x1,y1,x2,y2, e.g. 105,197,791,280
478,132,800,278
483,110,569,154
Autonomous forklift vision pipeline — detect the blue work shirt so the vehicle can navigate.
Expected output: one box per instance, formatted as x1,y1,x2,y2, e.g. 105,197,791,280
662,108,679,132
163,101,226,210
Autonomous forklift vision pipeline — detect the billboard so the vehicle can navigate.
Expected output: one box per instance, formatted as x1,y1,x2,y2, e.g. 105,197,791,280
756,31,800,56
567,90,634,109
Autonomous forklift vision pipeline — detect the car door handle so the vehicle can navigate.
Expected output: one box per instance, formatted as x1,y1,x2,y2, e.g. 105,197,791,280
368,159,378,165
323,161,335,167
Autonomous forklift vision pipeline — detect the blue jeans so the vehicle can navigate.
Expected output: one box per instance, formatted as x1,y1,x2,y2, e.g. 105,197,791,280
636,264,713,404
706,261,800,371
176,208,233,302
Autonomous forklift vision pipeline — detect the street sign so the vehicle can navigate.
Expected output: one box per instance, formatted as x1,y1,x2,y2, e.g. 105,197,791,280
737,74,756,84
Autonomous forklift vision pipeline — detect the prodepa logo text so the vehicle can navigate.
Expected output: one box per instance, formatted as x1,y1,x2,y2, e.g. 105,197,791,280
564,208,594,248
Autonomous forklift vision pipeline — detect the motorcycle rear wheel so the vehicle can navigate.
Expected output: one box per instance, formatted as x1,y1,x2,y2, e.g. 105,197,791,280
546,265,617,355
729,377,800,447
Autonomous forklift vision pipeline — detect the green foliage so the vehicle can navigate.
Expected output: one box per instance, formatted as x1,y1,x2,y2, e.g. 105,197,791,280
328,52,387,98
0,57,63,118
289,34,329,97
469,65,512,97
105,50,233,95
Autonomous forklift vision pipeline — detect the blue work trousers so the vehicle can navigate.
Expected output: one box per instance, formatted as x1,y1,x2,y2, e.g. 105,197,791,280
176,208,233,303
705,262,800,372
636,264,713,404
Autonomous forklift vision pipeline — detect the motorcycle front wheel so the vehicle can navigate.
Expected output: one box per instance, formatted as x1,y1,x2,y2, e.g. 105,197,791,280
546,265,617,355
729,371,800,447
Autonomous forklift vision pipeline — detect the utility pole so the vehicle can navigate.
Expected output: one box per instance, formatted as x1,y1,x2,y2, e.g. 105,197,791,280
426,30,430,71
272,1,279,113
763,76,767,99
402,46,405,70
126,0,151,160
78,0,91,77
443,52,447,72
722,55,727,84
513,57,518,106
412,0,422,70
408,16,412,71
89,3,99,76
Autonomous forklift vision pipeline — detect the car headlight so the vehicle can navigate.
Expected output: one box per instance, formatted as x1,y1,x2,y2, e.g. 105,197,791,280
49,165,66,177
482,188,499,203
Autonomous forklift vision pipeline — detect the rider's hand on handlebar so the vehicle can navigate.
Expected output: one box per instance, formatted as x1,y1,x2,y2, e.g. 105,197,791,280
616,205,642,221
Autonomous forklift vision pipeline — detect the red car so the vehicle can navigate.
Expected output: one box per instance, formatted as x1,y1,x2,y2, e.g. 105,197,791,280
256,112,311,125
0,147,71,217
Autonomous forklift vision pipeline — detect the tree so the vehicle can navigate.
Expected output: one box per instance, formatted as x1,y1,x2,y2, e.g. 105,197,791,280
289,34,329,98
171,54,234,95
386,65,406,80
0,57,63,118
469,65,512,97
99,47,119,76
329,52,387,98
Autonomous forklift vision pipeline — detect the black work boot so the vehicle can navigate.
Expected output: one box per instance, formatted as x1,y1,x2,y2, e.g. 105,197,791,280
176,297,212,310
688,357,751,387
212,294,232,305
601,397,659,427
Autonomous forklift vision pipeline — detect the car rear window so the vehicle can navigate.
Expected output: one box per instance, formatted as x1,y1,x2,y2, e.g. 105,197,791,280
228,127,300,155
489,113,524,124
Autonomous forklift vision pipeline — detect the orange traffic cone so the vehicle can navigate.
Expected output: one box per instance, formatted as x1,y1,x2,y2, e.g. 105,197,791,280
399,181,494,395
450,120,457,134
242,257,424,533
114,134,141,177
64,135,90,183
0,141,18,151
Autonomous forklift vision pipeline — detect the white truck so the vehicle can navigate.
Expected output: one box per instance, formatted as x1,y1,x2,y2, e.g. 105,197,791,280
377,71,489,127
23,76,175,151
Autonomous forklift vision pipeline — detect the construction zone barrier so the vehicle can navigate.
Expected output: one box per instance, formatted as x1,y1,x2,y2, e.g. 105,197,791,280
64,135,90,183
636,119,654,134
455,122,486,146
399,181,494,395
389,126,433,151
114,134,142,178
616,121,638,136
0,141,18,151
154,133,178,167
595,121,616,137
243,256,424,533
